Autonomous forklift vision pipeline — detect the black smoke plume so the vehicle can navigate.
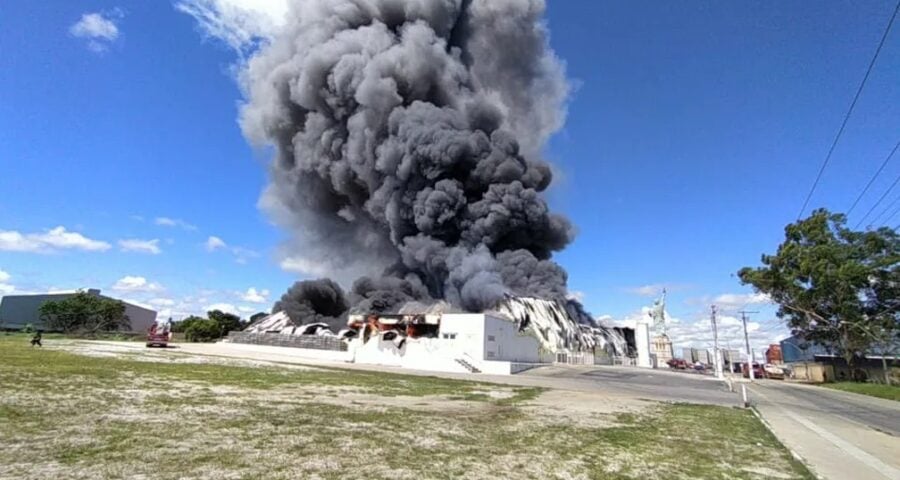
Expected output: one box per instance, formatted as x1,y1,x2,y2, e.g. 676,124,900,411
272,279,349,330
245,0,591,325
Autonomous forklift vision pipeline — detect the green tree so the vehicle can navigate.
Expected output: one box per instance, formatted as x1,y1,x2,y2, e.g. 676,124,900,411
208,310,242,335
184,319,222,342
249,312,268,324
738,209,900,376
170,315,206,333
38,291,130,334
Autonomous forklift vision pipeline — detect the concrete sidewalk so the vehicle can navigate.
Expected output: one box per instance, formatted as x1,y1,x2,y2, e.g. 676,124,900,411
750,381,900,480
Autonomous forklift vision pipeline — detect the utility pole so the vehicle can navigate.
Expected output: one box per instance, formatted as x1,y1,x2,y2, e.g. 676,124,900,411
711,305,722,379
739,310,759,381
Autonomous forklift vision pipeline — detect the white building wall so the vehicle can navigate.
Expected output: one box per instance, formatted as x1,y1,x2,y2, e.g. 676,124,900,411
343,313,552,375
635,322,652,368
351,336,470,373
482,314,544,363
438,313,486,362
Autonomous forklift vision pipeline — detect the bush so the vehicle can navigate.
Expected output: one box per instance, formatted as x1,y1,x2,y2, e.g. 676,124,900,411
23,323,35,334
171,315,203,333
184,319,222,343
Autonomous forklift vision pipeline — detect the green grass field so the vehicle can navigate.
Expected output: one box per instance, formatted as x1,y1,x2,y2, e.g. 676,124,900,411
823,382,900,402
0,335,813,479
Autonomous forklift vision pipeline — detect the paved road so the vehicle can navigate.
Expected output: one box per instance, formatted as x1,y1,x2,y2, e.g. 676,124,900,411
520,364,740,406
750,380,900,480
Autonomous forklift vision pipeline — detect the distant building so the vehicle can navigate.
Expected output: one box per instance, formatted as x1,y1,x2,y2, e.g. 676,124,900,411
781,334,899,363
0,289,156,333
697,349,711,365
765,344,783,364
780,335,835,363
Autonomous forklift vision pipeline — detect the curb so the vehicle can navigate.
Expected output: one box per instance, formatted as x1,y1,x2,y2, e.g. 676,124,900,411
750,406,823,480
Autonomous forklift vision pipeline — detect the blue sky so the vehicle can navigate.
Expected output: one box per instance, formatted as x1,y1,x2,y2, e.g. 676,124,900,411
1,1,899,354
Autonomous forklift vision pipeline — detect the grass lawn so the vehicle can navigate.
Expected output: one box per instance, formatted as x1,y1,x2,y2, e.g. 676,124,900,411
823,382,900,402
0,335,813,479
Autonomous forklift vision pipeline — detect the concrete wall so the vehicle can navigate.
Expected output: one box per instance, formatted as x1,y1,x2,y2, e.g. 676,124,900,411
0,291,156,333
482,314,545,363
226,332,347,351
225,341,353,363
788,362,835,383
438,313,486,361
350,336,470,373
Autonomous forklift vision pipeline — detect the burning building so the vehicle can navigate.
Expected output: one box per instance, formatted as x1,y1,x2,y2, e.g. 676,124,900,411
242,296,630,374
230,0,628,370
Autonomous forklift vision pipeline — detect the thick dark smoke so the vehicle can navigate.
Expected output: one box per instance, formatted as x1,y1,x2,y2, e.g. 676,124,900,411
245,0,591,324
273,279,349,330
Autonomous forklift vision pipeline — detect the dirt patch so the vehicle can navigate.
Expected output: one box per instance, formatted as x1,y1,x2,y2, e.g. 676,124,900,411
48,340,320,371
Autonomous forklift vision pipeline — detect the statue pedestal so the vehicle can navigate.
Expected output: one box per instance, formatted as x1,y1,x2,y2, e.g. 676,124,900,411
652,334,674,368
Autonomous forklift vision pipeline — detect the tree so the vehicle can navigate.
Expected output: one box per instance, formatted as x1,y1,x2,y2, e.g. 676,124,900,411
738,209,900,377
249,312,268,324
171,315,203,333
208,310,242,335
184,319,222,342
38,292,130,334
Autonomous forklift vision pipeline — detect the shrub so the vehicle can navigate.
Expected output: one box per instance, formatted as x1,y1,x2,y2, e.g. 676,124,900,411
171,315,204,333
23,323,35,334
184,319,222,343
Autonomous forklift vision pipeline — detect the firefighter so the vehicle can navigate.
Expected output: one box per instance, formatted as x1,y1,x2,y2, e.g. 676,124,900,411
30,331,42,347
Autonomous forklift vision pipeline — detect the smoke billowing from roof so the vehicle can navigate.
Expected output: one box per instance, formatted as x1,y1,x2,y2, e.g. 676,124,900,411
246,0,589,324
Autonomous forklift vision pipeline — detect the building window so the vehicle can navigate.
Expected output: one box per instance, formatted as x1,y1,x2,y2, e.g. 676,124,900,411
442,333,457,340
487,335,496,342
487,351,495,358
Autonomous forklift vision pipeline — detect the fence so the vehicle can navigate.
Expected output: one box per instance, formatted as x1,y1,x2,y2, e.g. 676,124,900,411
226,332,347,352
555,351,595,365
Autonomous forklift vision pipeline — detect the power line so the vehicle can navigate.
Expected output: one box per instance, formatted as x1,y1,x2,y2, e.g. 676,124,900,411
797,0,900,220
868,190,900,225
881,203,900,226
855,172,900,229
847,139,900,215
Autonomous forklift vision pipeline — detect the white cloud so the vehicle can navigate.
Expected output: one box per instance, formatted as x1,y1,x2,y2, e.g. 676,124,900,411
279,255,329,277
712,293,772,311
686,292,773,313
148,298,176,307
0,269,13,296
205,236,227,252
604,307,788,358
111,276,163,293
230,246,260,263
238,305,257,314
155,217,197,231
0,227,111,253
239,287,269,304
624,285,664,297
203,237,258,263
69,11,122,52
118,238,162,255
175,0,288,53
623,283,691,297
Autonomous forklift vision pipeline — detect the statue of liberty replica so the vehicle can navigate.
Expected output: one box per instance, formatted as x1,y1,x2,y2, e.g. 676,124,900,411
648,289,674,367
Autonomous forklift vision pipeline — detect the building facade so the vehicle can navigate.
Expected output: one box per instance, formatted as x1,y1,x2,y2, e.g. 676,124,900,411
0,289,156,333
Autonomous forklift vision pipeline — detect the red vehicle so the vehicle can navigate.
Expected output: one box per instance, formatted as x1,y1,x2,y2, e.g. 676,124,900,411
146,322,172,348
742,362,766,379
667,358,689,370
